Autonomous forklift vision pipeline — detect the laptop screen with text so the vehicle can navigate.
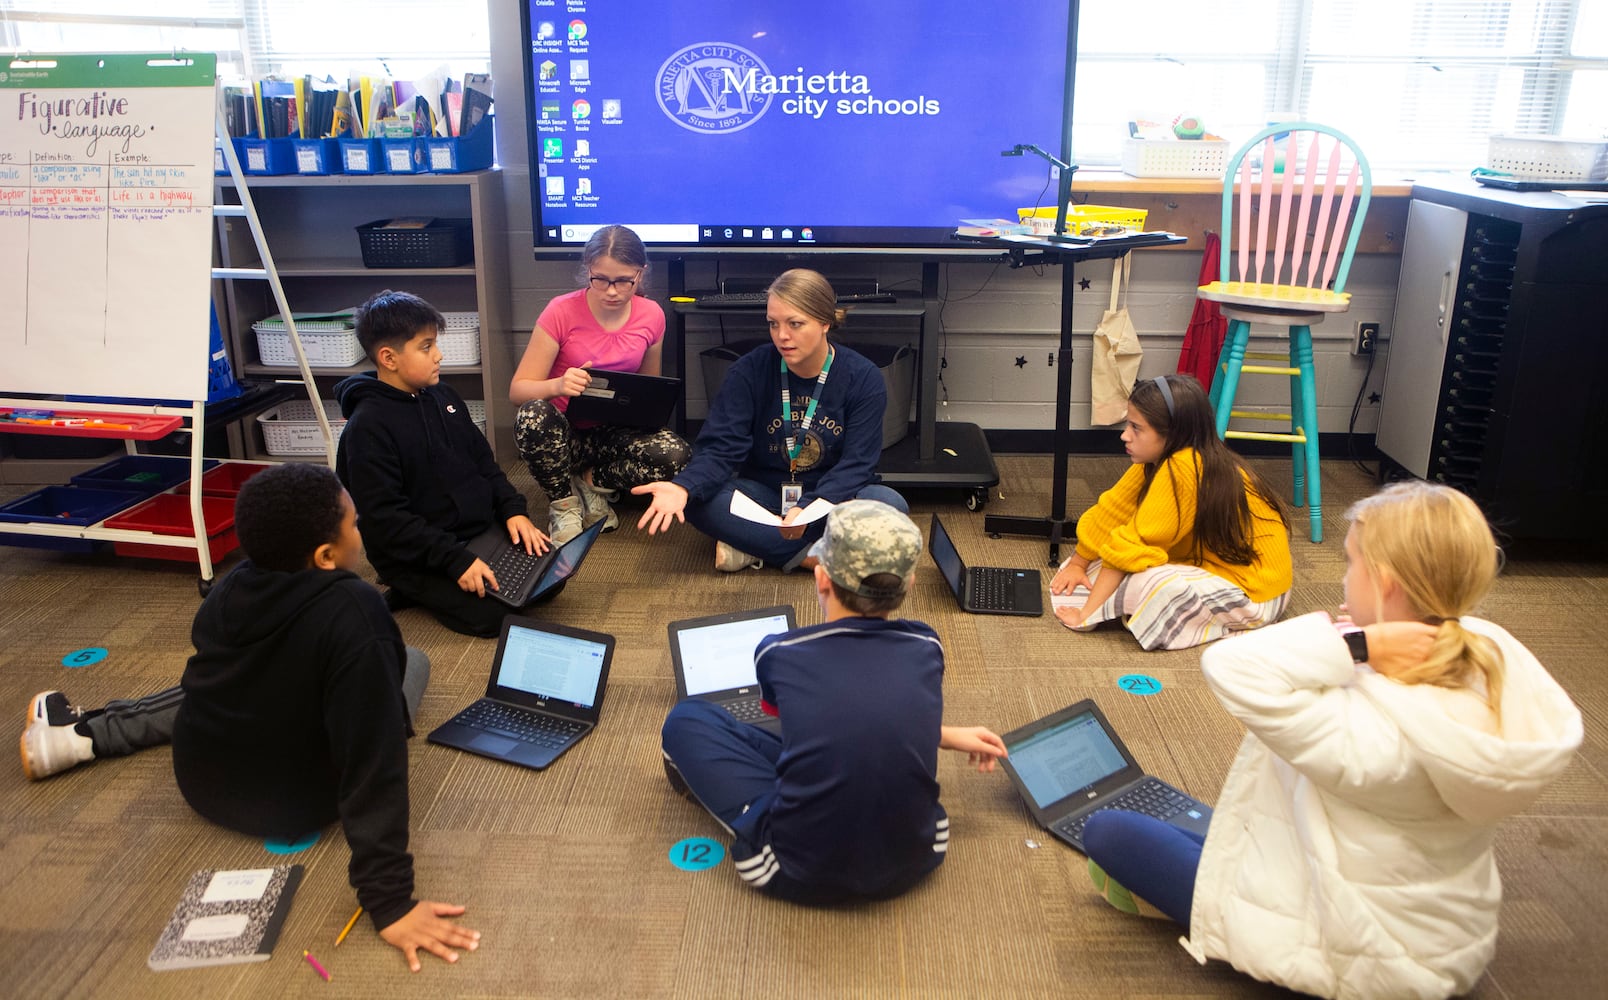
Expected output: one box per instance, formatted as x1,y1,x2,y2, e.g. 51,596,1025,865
496,623,609,709
676,611,793,695
1005,710,1129,809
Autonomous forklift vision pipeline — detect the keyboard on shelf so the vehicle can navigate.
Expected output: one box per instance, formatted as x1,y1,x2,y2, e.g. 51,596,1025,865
691,290,898,307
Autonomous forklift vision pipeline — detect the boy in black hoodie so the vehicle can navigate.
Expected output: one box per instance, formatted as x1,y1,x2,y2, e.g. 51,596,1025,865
334,290,549,638
19,463,480,973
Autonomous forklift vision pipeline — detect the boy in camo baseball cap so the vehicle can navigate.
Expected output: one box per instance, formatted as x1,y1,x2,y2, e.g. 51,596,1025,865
808,499,923,604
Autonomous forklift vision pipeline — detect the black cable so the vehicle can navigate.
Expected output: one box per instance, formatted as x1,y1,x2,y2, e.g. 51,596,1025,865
1346,346,1379,477
936,260,1005,404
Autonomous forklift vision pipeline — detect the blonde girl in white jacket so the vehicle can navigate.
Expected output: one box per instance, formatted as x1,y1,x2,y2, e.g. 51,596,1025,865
1080,481,1582,999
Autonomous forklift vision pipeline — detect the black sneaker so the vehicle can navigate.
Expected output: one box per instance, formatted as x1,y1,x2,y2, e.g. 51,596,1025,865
662,756,696,802
382,587,417,612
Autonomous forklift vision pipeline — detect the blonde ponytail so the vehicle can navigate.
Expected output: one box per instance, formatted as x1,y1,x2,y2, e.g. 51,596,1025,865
1347,482,1506,722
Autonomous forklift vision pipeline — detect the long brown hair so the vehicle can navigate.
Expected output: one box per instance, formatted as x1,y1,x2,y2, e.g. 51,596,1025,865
1347,482,1506,721
1128,374,1287,565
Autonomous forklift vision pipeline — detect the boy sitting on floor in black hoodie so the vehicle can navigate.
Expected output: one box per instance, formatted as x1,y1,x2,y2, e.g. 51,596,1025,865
19,463,479,972
335,289,549,638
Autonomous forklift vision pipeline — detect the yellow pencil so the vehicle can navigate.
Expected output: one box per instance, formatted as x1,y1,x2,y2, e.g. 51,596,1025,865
335,906,363,947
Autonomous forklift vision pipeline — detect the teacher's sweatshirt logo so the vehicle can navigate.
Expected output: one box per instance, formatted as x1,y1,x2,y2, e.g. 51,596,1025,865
656,42,773,134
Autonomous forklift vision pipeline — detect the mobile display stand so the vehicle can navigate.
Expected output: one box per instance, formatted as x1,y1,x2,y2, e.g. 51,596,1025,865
0,53,332,594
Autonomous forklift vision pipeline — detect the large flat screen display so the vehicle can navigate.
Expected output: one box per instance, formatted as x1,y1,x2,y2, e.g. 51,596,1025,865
522,0,1075,251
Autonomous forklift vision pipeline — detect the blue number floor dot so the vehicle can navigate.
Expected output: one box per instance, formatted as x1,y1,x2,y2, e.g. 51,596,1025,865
668,836,725,871
62,647,108,668
264,831,319,854
1117,673,1163,696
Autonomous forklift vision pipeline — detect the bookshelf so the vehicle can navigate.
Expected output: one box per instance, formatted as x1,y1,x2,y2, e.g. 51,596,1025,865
212,169,514,459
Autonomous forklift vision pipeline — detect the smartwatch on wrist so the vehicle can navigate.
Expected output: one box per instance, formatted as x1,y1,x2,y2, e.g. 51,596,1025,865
1341,627,1369,664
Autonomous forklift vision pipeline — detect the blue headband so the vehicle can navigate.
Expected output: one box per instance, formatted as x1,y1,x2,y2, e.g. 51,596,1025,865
1153,376,1175,417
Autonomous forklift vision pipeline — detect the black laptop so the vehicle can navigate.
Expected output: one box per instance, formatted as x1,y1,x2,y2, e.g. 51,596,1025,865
465,517,604,608
928,514,1043,616
427,616,615,770
668,605,797,734
565,369,682,428
998,699,1213,852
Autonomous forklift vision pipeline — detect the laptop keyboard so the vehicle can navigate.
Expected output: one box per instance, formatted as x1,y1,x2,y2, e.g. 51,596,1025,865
969,567,1022,610
721,698,770,724
483,544,543,596
1055,777,1195,846
456,701,584,749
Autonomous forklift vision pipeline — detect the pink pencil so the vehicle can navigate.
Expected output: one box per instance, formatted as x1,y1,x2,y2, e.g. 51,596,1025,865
303,949,332,982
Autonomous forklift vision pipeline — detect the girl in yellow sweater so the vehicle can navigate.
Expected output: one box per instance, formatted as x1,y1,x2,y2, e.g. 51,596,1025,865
1049,374,1292,650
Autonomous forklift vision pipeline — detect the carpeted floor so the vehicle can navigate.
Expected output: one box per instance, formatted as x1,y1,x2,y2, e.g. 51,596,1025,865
1,454,1604,999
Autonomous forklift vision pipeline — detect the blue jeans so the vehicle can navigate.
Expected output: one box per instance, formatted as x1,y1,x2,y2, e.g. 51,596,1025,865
685,478,908,567
1082,809,1206,929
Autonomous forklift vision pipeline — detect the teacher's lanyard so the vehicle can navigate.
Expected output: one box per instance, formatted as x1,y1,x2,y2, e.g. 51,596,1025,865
781,347,833,475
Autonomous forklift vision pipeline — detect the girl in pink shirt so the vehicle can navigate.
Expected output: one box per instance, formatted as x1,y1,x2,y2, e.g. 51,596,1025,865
510,225,690,543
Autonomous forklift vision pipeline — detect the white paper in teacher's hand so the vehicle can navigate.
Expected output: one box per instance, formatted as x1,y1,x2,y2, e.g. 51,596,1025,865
729,492,834,526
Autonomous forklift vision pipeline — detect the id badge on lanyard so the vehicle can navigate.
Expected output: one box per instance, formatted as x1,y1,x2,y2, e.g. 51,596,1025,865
781,479,803,515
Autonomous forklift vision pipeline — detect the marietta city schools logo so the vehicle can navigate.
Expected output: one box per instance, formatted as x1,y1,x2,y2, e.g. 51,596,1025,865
657,42,773,134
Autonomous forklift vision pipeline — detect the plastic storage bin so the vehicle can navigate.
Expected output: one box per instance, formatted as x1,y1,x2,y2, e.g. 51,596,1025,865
257,400,347,455
440,312,482,366
291,137,343,175
0,486,148,552
380,137,427,174
356,218,475,268
1486,135,1608,182
424,117,495,173
257,400,485,455
70,455,216,497
1121,138,1229,178
198,461,272,498
104,493,238,564
1018,204,1150,236
339,138,384,174
251,312,364,367
238,137,297,175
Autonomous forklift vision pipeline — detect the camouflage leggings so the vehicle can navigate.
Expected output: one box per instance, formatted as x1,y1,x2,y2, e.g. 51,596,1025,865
514,398,692,500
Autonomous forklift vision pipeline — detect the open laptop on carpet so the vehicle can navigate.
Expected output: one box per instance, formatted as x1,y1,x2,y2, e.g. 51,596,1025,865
928,514,1043,616
465,517,604,609
999,698,1213,852
668,605,797,734
427,615,615,770
566,369,682,428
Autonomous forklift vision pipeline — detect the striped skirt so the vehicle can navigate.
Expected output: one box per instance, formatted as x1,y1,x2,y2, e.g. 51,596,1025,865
1066,559,1289,651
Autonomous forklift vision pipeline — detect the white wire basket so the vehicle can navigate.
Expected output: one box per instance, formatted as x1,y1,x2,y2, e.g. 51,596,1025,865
257,400,486,455
1486,135,1608,182
252,313,364,368
439,312,482,366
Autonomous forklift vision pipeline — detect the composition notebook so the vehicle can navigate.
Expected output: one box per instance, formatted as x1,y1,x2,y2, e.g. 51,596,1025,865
147,865,303,971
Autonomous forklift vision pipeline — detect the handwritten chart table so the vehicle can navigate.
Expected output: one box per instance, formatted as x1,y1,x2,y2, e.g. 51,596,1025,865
1,54,217,400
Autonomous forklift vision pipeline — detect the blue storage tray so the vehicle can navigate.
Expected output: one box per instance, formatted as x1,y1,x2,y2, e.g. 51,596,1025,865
0,485,149,552
424,117,494,173
291,137,343,175
239,137,297,175
339,138,383,174
70,456,217,496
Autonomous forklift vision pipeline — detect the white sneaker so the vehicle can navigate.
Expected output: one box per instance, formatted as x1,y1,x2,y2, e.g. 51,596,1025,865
572,475,619,532
21,691,94,780
548,495,585,545
714,539,762,572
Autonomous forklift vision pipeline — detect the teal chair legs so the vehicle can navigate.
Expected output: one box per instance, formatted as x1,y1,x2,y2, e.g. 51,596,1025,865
1208,320,1324,543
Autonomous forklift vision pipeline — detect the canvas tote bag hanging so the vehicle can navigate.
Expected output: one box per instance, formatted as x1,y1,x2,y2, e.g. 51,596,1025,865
1090,254,1142,425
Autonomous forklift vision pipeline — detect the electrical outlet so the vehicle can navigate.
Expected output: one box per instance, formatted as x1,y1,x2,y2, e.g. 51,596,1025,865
1353,322,1380,356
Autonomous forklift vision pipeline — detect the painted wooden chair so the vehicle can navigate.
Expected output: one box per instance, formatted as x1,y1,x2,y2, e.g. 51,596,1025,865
1199,122,1372,543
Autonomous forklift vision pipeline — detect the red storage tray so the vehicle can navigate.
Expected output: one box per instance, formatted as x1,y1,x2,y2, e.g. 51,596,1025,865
104,494,238,563
199,461,272,498
0,409,183,440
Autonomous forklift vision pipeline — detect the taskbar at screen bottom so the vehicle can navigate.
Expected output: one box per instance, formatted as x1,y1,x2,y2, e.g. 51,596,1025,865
539,222,977,249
